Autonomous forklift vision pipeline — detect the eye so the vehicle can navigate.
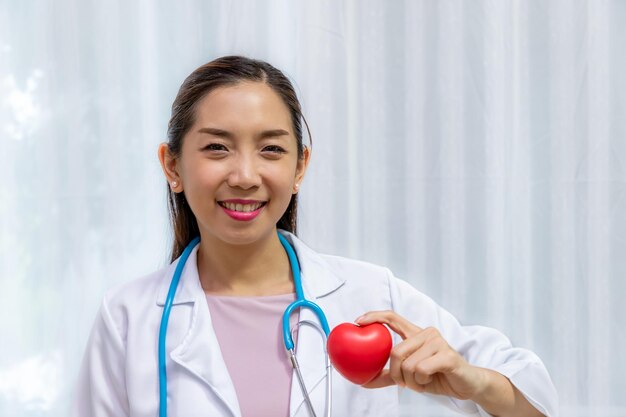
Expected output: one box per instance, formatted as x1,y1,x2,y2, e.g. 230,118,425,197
202,143,228,152
262,145,286,154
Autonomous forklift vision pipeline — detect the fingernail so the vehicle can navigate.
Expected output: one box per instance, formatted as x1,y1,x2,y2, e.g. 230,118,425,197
355,315,365,323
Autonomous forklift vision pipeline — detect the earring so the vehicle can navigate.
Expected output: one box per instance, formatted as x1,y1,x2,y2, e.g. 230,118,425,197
171,181,178,188
294,183,300,192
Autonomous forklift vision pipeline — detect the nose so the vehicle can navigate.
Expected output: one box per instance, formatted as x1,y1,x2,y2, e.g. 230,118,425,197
226,152,262,190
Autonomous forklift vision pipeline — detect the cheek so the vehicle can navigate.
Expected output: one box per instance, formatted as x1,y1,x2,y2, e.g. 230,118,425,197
264,164,297,191
183,160,225,194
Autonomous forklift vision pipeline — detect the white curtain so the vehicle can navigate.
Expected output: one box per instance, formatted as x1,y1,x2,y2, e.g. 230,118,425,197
1,1,624,416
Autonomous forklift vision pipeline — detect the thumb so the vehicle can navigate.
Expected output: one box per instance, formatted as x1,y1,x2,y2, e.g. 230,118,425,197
361,369,395,389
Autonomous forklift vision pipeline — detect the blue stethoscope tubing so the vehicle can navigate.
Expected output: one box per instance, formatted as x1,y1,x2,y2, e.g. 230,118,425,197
158,231,332,417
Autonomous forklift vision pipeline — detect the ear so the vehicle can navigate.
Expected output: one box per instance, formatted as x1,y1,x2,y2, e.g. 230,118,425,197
158,143,183,192
293,146,311,194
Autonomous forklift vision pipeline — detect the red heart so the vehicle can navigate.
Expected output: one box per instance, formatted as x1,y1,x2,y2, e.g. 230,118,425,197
327,322,392,385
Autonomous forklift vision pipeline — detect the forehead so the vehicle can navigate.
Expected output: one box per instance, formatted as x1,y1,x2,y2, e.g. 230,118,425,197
192,81,293,133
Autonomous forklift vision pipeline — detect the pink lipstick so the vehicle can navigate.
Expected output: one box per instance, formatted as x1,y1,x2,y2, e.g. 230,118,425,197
218,200,266,221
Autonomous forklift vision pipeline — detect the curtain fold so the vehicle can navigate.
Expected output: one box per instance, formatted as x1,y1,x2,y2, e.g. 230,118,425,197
1,1,624,415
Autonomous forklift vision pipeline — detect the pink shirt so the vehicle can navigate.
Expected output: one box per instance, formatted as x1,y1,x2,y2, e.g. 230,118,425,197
205,292,299,417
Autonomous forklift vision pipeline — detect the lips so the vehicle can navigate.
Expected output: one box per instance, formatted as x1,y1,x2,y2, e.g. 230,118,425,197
217,199,267,221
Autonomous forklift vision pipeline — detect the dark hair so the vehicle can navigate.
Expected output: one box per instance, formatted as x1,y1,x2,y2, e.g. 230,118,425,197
165,56,312,262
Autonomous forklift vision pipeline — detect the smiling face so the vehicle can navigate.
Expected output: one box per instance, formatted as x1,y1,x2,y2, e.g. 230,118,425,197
161,81,309,247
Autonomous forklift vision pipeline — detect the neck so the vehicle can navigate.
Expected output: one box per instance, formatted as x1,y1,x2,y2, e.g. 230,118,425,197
196,229,295,296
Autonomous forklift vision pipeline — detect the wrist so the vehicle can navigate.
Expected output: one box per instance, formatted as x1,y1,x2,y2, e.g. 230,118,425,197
468,366,493,402
467,367,545,417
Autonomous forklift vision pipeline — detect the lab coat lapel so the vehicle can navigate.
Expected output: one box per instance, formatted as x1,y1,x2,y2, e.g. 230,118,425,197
156,246,241,417
279,231,346,417
288,301,330,417
155,231,345,417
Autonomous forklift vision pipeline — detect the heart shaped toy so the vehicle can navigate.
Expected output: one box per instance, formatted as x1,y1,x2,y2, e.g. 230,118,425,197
327,322,392,385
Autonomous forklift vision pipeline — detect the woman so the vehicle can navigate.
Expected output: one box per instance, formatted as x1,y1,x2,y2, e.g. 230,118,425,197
72,56,558,417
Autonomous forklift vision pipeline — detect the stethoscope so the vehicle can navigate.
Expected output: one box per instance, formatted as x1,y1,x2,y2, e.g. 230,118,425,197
158,231,333,417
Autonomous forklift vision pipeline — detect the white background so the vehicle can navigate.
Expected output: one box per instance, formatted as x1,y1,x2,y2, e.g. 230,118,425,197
1,1,625,416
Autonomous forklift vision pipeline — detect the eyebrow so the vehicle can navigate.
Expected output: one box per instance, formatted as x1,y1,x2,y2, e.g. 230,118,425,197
197,127,290,139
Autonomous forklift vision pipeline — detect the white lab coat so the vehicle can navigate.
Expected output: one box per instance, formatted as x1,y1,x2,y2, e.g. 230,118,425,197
72,229,558,417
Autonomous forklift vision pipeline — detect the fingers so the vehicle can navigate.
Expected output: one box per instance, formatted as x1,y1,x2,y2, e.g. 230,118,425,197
401,338,442,390
361,369,395,389
362,323,462,396
390,327,441,388
355,310,434,388
389,331,427,387
364,345,454,392
353,310,477,399
355,311,465,395
415,349,457,377
355,310,422,340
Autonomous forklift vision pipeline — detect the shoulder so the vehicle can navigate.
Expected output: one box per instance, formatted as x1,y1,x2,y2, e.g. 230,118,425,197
316,252,403,304
306,247,440,319
287,229,418,297
104,265,169,309
95,264,171,340
319,253,433,303
319,253,392,282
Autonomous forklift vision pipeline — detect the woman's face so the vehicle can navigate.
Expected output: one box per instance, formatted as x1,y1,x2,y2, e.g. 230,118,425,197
164,81,309,246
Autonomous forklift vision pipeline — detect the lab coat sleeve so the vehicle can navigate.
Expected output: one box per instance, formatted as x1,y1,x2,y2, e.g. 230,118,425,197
71,297,130,417
387,270,559,417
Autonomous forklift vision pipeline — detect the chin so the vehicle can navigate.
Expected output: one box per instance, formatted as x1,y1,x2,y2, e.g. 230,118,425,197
214,225,277,247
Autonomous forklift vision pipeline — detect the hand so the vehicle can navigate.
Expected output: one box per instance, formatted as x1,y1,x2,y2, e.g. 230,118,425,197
356,310,487,400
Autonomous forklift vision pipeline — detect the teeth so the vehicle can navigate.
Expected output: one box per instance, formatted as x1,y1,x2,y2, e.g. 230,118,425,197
221,202,264,212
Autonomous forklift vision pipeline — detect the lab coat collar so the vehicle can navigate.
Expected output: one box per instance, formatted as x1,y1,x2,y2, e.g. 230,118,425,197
280,229,346,416
154,229,345,417
155,229,346,306
278,229,346,299
155,243,201,307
